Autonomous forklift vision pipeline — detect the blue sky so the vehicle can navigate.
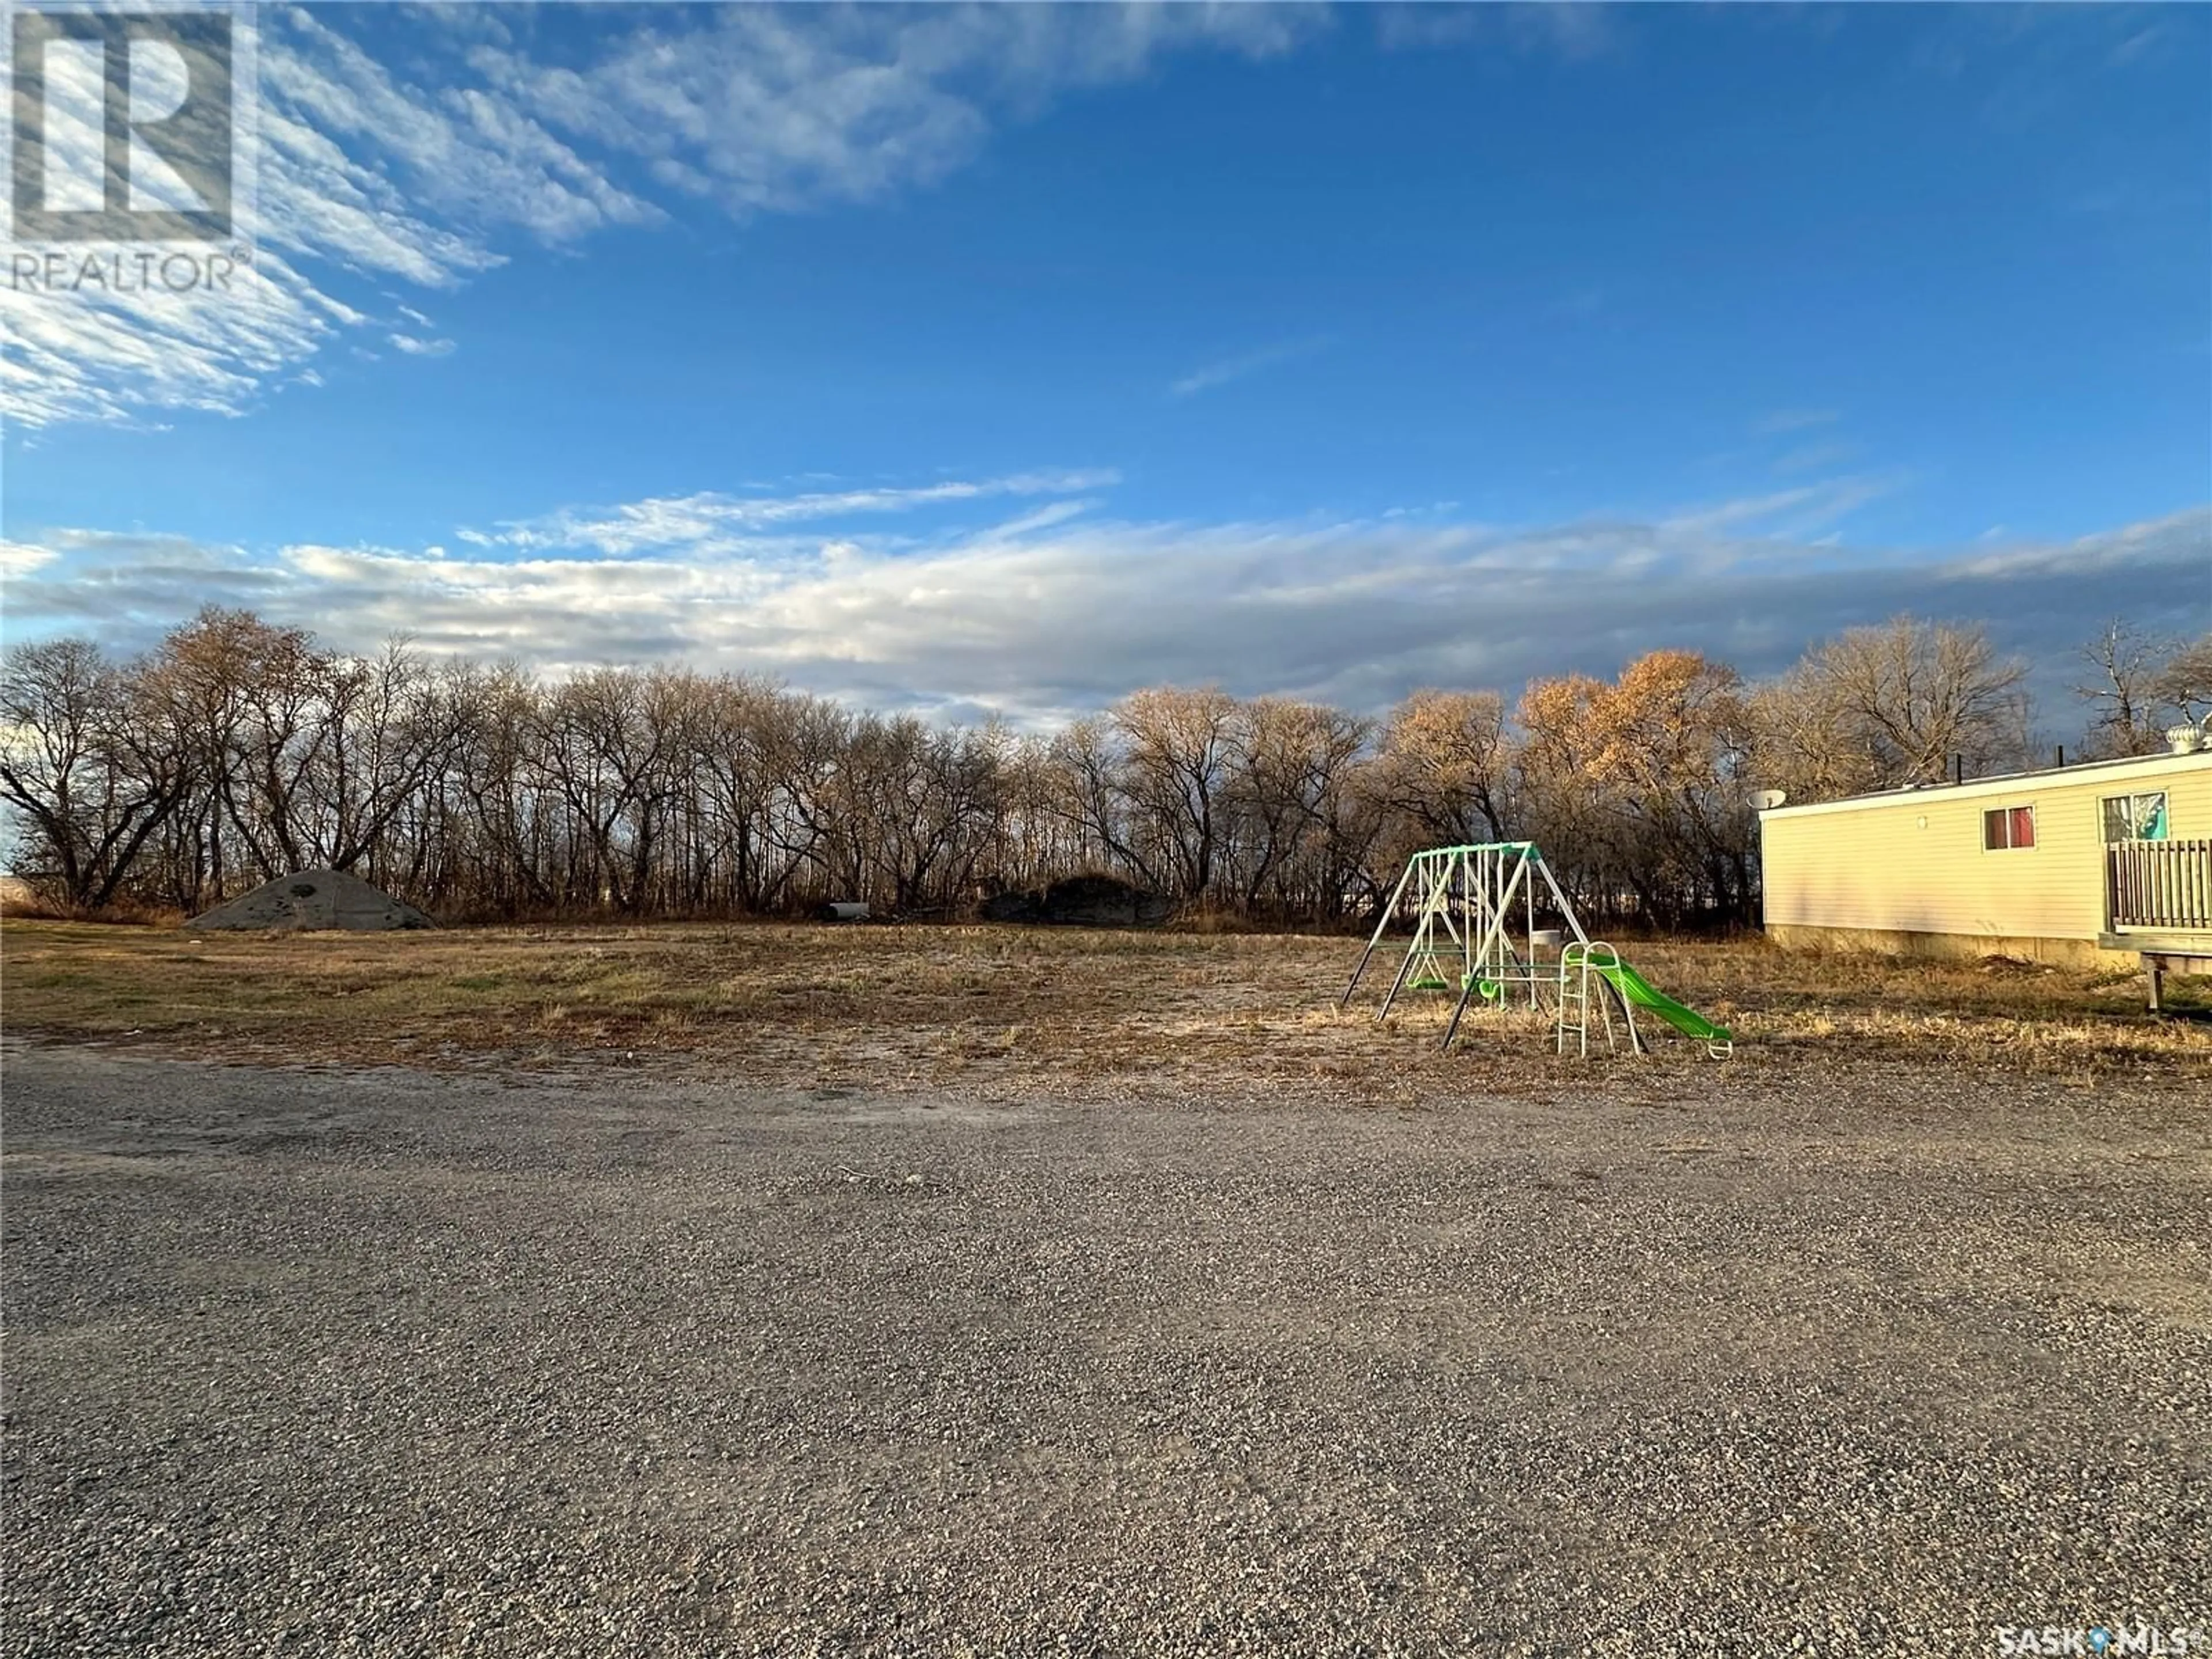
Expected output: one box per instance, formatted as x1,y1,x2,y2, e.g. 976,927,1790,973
3,2,2207,724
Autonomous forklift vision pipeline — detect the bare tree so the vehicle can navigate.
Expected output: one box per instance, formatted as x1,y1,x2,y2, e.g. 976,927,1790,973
2154,633,2212,725
1368,690,1513,858
1787,616,2030,787
149,608,325,899
1111,687,1240,900
527,669,680,912
0,639,193,910
3,603,2088,934
1747,663,1884,808
1225,699,1372,914
1044,716,1157,889
2073,619,2177,758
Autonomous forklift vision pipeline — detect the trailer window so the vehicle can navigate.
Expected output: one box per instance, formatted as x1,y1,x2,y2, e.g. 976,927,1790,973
1982,805,2035,850
2100,791,2168,843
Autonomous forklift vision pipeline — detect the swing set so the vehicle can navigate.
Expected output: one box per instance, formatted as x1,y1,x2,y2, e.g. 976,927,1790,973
1337,842,1733,1058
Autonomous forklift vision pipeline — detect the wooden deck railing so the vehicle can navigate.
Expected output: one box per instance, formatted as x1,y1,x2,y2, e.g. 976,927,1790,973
2107,838,2212,932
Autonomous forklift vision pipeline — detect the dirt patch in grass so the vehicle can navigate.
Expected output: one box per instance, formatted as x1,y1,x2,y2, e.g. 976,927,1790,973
2,920,2205,1100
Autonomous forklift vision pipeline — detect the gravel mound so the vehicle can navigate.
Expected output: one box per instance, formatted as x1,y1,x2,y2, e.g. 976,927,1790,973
182,869,433,931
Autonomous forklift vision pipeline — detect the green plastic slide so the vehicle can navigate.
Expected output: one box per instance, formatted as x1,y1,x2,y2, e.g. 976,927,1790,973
1589,959,1732,1049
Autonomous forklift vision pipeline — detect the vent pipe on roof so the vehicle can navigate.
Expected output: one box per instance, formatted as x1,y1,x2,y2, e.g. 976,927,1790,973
2169,725,2206,755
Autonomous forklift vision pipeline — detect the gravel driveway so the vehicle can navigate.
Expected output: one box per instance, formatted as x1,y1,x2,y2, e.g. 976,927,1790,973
3,1039,2206,1656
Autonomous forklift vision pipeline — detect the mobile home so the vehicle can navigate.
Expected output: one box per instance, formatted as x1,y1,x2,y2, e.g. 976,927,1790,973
1759,744,2212,1001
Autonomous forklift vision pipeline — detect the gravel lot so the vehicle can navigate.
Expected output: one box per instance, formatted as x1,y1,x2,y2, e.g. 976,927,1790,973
3,1037,2206,1656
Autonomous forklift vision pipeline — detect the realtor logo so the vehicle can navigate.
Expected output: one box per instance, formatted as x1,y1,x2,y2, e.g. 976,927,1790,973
10,8,234,241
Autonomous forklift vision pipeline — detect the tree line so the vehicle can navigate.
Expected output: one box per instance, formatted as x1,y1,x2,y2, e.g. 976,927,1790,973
3,608,2206,927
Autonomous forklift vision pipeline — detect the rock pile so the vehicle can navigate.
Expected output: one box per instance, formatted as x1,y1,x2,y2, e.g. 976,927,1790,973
183,869,434,932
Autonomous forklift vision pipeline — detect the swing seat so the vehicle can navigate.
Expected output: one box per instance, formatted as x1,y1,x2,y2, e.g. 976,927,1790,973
1411,969,1491,993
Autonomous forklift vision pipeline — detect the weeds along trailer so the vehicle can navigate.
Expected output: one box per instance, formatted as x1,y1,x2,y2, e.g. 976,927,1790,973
1340,841,1733,1059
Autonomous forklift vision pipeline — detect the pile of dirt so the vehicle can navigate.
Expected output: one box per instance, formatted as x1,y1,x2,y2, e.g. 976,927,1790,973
184,869,434,933
979,874,1173,928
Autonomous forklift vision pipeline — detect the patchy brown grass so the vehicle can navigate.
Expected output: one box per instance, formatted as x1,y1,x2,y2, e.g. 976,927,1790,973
1,918,2204,1100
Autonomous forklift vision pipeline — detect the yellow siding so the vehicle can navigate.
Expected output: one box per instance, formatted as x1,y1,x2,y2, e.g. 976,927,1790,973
1761,753,2212,947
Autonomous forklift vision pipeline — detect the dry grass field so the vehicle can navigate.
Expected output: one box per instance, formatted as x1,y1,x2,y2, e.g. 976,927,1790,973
2,918,2203,1097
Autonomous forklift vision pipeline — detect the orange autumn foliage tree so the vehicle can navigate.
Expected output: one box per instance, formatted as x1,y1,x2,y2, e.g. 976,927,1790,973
1514,653,1755,927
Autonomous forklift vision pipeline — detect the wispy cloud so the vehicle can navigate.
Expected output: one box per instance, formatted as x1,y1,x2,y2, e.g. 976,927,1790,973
1771,441,1859,475
1374,3,1618,59
979,499,1103,540
1658,474,1897,539
389,334,457,358
1373,5,1486,52
10,486,2201,725
2108,25,2168,67
459,469,1120,555
1169,336,1332,400
1506,3,1618,61
3,4,1325,430
2,6,650,429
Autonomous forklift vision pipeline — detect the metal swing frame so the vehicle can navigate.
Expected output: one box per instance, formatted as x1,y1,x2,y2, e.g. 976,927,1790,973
1338,842,1593,1052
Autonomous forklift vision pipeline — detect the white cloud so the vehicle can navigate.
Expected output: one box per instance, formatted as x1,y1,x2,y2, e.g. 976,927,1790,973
1169,337,1332,400
389,334,457,358
3,3,1323,429
2,7,641,428
0,540,61,578
262,9,660,256
463,469,1121,555
982,499,1102,540
467,3,1323,221
1660,475,1899,539
7,486,2204,726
